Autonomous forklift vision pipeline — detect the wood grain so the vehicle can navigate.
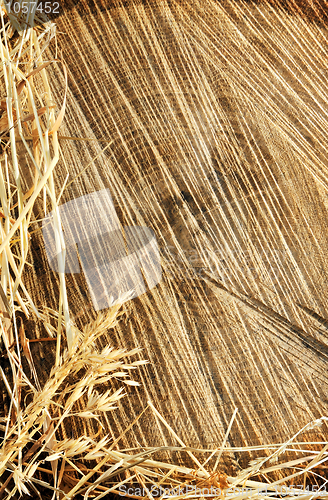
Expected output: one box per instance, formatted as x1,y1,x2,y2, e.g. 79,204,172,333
20,0,328,474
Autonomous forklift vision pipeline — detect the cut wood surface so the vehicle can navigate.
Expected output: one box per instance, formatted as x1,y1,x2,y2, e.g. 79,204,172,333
19,0,328,474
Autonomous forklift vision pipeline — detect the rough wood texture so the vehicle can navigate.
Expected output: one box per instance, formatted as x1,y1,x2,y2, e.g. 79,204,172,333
22,0,328,473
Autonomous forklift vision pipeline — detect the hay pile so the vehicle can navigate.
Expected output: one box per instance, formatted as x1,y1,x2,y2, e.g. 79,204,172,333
1,0,328,498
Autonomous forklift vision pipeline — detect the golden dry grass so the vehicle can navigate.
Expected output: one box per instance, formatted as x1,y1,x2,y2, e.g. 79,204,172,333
0,9,147,497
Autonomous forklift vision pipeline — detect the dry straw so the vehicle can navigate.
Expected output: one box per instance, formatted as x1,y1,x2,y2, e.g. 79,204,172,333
0,6,147,498
0,2,327,499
